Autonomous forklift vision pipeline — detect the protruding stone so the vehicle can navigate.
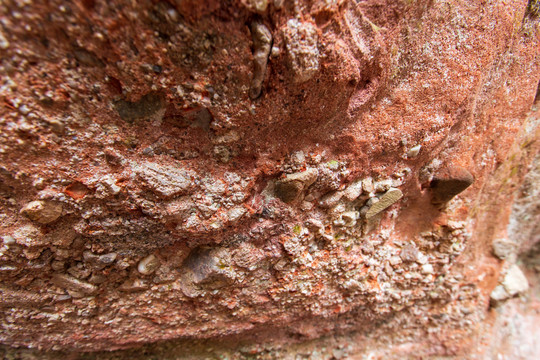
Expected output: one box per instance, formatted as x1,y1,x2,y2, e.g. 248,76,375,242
20,200,63,224
502,265,529,296
12,224,43,247
343,179,363,201
119,278,150,292
181,247,233,289
407,145,421,158
490,265,529,305
249,21,272,99
430,165,474,206
283,19,319,83
319,190,344,208
83,251,117,270
51,273,98,295
362,177,374,194
131,161,196,198
400,244,418,263
492,238,516,260
365,188,403,218
283,168,318,186
275,168,318,203
274,180,303,203
137,254,160,275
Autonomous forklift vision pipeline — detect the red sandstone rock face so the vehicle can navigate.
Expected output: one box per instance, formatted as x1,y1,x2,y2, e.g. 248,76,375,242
0,0,539,357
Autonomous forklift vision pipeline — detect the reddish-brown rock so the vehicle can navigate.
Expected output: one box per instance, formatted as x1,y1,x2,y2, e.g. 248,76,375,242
0,0,539,358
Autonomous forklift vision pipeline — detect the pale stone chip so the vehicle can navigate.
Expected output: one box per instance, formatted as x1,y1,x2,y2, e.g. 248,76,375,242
131,161,196,197
365,188,403,218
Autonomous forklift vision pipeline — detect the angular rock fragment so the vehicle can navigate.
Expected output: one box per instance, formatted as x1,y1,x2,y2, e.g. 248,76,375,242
12,224,43,247
400,244,418,263
83,251,117,270
490,265,529,304
274,168,318,203
502,265,529,296
492,238,516,260
430,165,474,206
249,21,272,99
131,161,196,197
365,188,403,218
319,190,344,208
342,179,363,201
283,19,319,83
20,200,63,224
51,273,98,295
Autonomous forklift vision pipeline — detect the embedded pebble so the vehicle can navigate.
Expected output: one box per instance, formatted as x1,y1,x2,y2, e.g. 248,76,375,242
430,165,474,205
490,265,529,304
138,254,161,275
0,29,9,49
283,168,318,186
400,244,418,263
421,264,434,274
113,92,166,122
343,179,363,201
20,200,63,224
249,21,272,99
365,188,403,218
374,179,393,193
319,190,344,208
243,0,268,12
181,247,232,288
502,265,529,296
283,19,320,83
51,273,97,295
407,145,421,158
492,238,516,260
274,168,318,203
362,177,374,194
12,224,43,247
131,161,196,197
83,251,117,270
119,278,150,292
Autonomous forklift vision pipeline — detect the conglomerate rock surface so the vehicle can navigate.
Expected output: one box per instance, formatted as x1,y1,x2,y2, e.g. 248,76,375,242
0,0,539,358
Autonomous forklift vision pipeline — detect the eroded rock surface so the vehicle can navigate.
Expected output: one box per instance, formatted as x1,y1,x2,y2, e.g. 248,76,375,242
0,0,539,358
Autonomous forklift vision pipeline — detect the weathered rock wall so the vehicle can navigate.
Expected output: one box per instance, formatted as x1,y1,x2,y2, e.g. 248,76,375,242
0,0,539,358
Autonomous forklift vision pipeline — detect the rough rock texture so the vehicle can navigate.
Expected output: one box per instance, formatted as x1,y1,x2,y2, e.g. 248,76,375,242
0,0,539,358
